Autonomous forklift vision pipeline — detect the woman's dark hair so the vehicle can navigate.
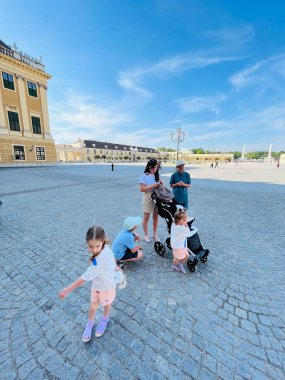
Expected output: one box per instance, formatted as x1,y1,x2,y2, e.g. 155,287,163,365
173,209,187,224
144,158,159,181
86,226,109,262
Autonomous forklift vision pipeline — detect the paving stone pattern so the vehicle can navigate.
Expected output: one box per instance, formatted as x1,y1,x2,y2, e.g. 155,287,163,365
0,164,285,380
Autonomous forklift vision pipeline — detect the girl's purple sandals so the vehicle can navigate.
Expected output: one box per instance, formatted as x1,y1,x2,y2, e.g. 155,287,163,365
82,320,94,342
95,316,110,337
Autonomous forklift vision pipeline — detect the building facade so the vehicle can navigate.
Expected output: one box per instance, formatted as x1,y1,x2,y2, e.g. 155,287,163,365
56,139,159,163
0,39,56,166
161,150,233,163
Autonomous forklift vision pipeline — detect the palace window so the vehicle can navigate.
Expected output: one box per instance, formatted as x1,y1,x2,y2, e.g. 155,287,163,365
31,116,41,134
27,81,37,97
36,147,45,160
13,145,25,160
8,111,20,131
2,71,15,90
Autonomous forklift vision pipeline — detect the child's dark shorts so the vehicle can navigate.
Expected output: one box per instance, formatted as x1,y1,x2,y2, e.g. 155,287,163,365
120,248,139,261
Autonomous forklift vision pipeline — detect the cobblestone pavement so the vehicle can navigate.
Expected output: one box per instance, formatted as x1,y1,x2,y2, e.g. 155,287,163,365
0,163,285,380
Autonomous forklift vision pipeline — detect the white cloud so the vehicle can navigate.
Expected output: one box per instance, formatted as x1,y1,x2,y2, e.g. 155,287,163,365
205,25,254,46
229,53,285,89
175,94,227,114
50,92,135,144
118,54,239,97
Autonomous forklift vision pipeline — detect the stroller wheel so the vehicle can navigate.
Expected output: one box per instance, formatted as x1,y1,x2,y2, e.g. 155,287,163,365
165,237,171,249
200,256,208,263
187,260,197,273
154,242,165,256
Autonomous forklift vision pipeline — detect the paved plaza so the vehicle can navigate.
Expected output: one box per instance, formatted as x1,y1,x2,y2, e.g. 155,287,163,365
0,162,285,380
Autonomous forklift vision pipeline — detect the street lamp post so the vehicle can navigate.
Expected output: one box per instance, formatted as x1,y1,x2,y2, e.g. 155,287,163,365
170,127,187,161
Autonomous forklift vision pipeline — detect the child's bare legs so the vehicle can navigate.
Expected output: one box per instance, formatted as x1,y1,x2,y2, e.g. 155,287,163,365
173,257,180,266
96,303,113,337
153,212,159,239
82,301,99,342
142,213,151,241
181,252,189,265
88,301,99,321
120,251,143,263
172,252,189,274
103,304,111,318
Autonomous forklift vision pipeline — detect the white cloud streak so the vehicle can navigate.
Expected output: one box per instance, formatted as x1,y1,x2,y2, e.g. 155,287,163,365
175,94,227,114
205,25,254,46
118,54,239,97
229,53,285,89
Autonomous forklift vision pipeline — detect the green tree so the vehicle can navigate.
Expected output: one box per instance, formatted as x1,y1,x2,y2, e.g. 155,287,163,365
272,151,284,159
245,151,267,160
192,148,204,154
232,151,241,159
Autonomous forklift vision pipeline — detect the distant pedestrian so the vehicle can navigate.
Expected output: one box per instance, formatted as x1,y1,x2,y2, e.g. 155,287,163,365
111,163,114,171
210,163,214,168
58,226,124,342
170,209,190,274
215,161,219,168
170,160,191,209
277,161,280,168
112,216,143,264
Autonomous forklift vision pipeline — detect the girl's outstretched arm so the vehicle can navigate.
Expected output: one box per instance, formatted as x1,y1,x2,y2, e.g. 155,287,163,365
58,278,85,299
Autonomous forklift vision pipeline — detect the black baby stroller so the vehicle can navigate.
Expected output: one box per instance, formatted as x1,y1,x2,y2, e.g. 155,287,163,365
152,185,209,272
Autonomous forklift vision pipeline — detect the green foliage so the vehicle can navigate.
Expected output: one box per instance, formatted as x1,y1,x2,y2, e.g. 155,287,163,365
245,151,267,159
192,148,204,154
232,151,241,159
157,147,175,152
272,151,284,159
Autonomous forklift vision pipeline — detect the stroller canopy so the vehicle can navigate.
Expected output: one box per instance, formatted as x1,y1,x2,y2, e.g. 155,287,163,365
153,184,174,202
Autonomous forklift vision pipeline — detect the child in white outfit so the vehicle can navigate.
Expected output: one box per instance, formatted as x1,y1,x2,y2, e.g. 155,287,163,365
170,209,191,274
59,226,121,342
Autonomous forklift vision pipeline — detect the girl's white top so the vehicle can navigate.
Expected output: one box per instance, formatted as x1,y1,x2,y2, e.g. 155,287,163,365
171,224,191,249
139,173,156,192
81,245,116,291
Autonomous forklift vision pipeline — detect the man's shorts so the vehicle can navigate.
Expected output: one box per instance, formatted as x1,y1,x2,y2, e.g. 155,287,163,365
90,288,116,306
120,248,139,261
142,192,155,213
173,248,189,260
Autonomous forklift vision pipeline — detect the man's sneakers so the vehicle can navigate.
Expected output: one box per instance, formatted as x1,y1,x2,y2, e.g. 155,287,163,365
171,263,186,274
95,316,110,337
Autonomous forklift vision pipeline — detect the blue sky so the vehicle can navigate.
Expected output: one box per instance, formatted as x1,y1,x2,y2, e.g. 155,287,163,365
1,0,285,151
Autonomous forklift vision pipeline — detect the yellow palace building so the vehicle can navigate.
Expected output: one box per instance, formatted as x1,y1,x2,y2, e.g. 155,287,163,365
0,39,56,166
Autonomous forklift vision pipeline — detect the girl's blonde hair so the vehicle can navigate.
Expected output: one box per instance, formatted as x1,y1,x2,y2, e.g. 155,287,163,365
173,209,187,224
86,226,110,262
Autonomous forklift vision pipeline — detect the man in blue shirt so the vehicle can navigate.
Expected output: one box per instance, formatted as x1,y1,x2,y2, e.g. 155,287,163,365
170,160,191,209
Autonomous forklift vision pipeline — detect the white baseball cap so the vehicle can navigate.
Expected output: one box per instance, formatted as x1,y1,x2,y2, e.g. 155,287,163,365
176,160,186,167
123,216,142,231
